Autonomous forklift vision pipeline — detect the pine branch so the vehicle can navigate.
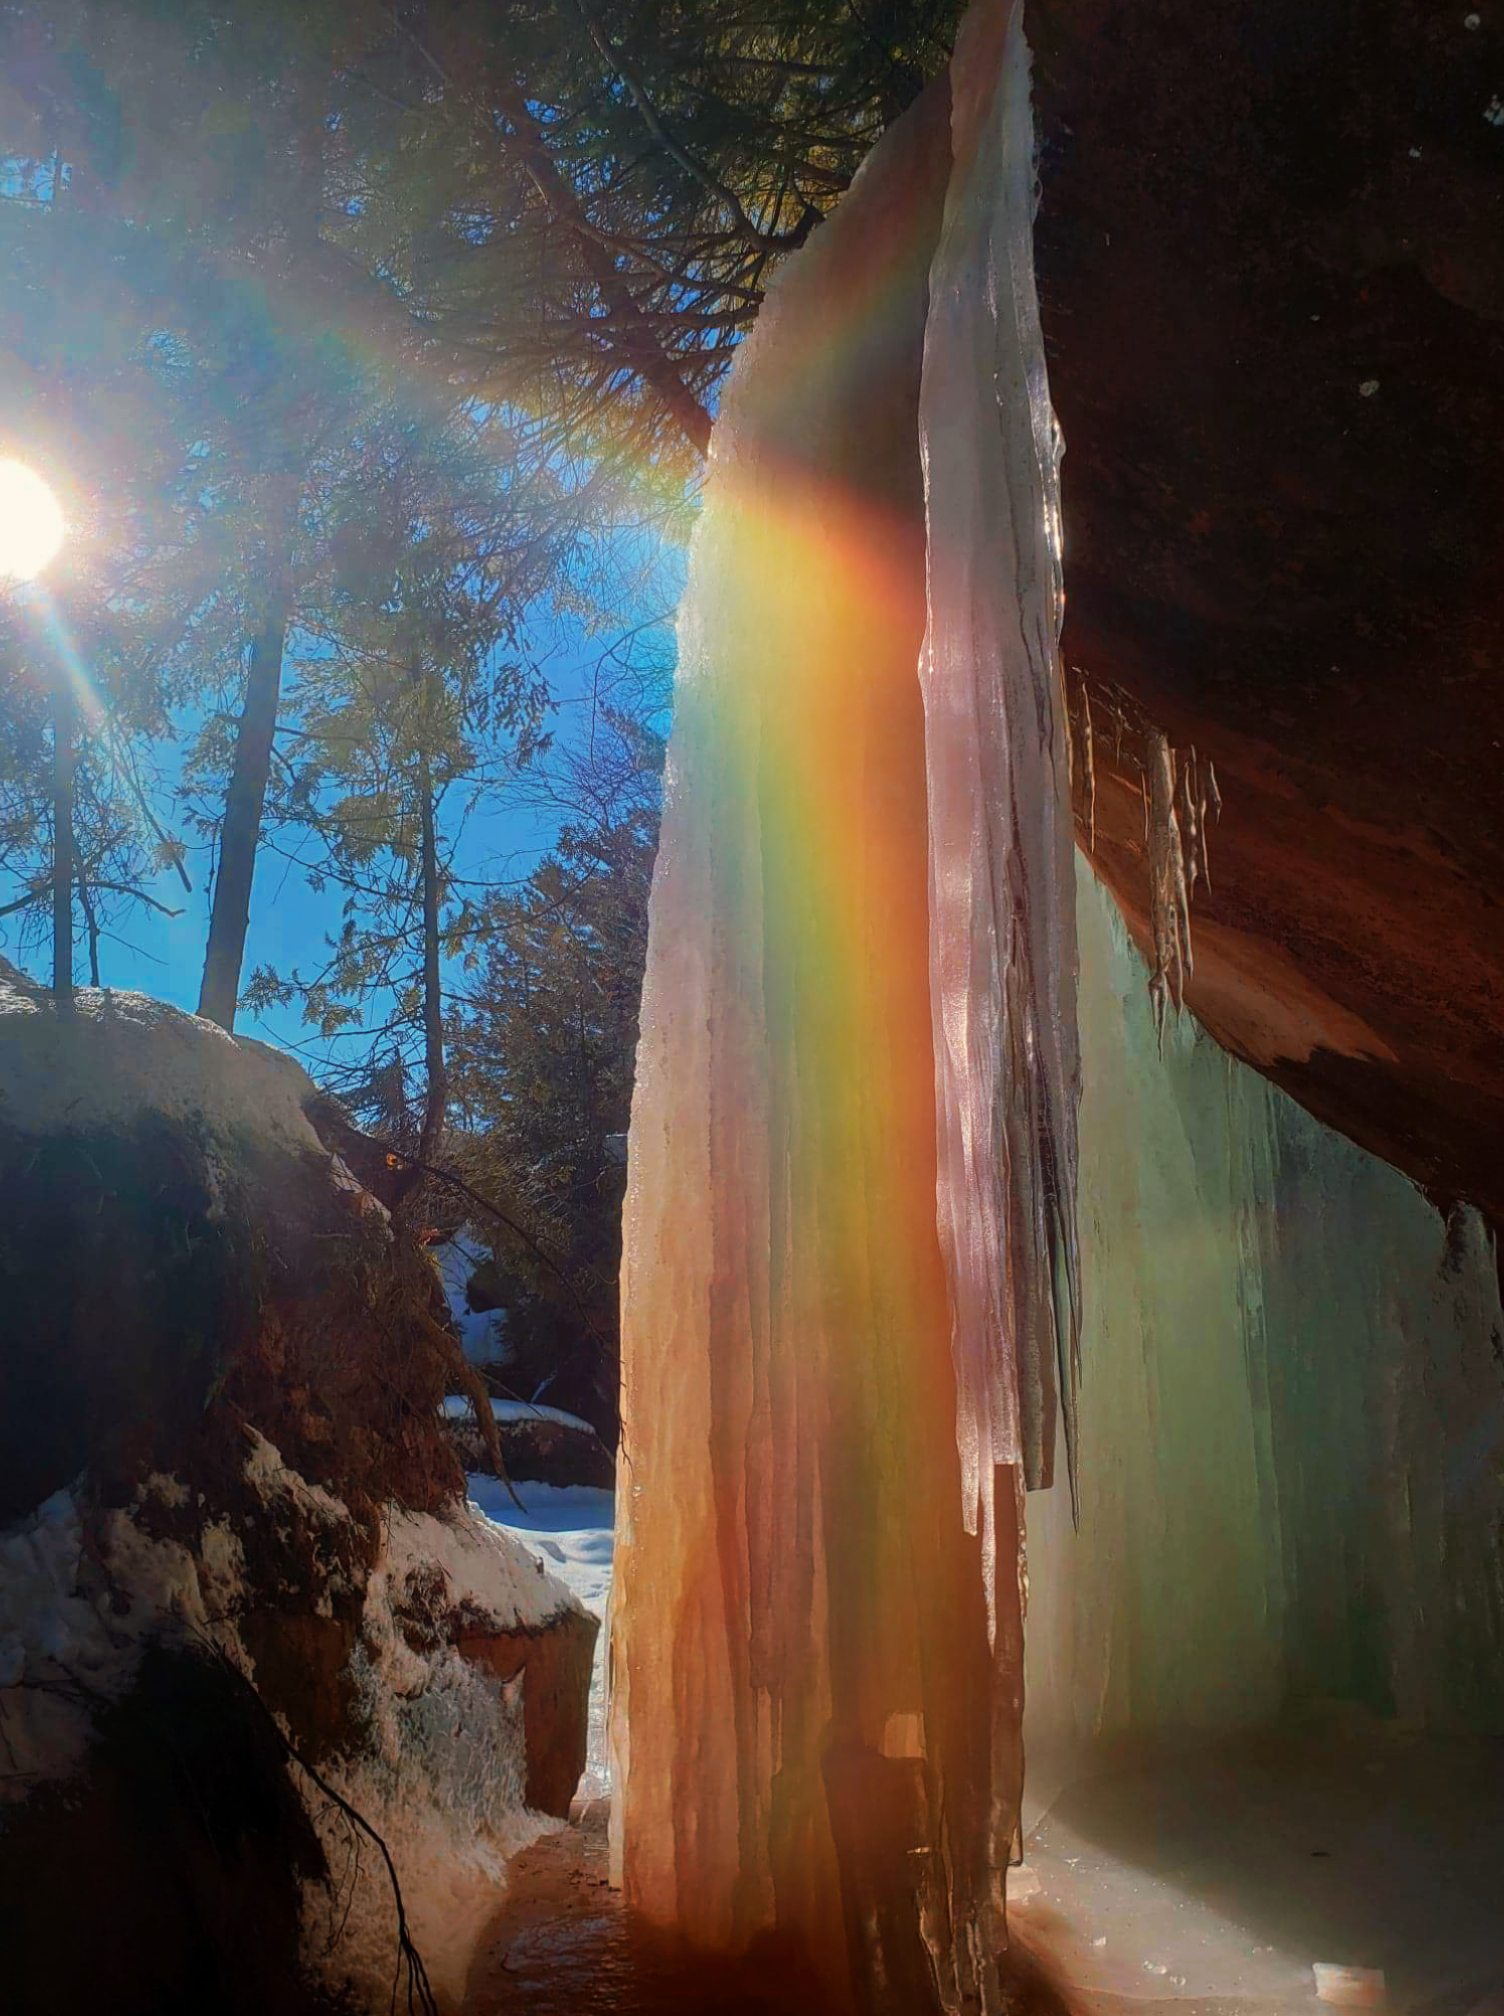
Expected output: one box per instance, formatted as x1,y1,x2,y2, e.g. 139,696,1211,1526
569,0,824,255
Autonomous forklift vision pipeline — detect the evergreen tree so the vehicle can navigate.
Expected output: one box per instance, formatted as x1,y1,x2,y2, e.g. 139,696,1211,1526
236,394,557,1137
444,702,663,1438
3,0,960,475
0,0,958,1410
0,156,203,987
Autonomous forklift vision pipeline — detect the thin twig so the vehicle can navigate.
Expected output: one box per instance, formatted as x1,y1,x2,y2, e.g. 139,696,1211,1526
0,878,183,921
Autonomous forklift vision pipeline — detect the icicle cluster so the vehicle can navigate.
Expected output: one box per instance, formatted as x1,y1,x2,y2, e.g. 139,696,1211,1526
1145,730,1220,1045
1076,684,1096,852
1031,863,1504,1757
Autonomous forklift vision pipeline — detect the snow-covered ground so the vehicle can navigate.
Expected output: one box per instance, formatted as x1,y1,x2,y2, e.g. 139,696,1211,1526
468,1477,616,1800
429,1234,506,1366
440,1394,594,1434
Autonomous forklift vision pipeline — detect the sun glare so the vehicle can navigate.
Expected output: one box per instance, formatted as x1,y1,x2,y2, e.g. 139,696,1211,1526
0,458,67,583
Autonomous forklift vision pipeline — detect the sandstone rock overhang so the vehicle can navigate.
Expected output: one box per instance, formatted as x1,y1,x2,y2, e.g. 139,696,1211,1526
1026,0,1504,1225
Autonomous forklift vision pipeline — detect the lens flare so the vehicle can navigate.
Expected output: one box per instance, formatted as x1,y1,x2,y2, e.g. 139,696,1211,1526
0,459,66,582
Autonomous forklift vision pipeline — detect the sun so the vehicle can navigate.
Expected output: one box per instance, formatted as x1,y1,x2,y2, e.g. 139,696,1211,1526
0,459,67,582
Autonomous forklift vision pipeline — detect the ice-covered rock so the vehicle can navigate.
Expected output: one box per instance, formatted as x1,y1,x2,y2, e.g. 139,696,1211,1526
1025,861,1504,1787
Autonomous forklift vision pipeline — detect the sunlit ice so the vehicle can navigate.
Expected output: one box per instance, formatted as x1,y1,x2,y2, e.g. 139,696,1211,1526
0,458,66,582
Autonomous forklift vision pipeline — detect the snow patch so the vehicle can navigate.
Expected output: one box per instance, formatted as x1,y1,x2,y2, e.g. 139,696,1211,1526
430,1233,507,1365
244,1429,351,1530
0,1482,243,1798
238,1429,364,1618
142,1471,189,1508
0,1489,95,1689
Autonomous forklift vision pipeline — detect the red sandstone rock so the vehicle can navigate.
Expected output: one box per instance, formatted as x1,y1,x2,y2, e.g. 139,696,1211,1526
457,1607,599,1818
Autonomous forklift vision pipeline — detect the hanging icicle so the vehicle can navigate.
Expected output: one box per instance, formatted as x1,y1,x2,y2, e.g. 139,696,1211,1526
919,0,1081,1536
1079,682,1096,853
611,2,1065,2006
1147,729,1193,1046
1066,668,1223,990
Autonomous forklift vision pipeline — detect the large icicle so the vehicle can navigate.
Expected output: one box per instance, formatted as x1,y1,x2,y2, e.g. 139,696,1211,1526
611,3,1070,2008
918,0,1081,1547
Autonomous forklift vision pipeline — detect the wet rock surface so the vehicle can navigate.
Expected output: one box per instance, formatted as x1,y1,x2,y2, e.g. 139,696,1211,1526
462,1804,814,2013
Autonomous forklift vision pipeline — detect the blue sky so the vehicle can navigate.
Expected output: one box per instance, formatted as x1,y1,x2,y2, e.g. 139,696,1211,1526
2,575,682,1073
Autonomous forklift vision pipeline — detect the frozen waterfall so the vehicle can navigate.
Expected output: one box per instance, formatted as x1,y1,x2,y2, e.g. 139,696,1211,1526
610,1,1073,2009
604,0,1504,1998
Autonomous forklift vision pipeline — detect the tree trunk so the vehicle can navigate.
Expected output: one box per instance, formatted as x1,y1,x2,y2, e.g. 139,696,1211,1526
416,743,448,1171
51,667,74,1014
197,485,295,1031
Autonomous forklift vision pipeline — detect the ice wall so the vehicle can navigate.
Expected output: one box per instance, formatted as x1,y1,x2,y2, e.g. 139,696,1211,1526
610,3,1071,2008
1024,863,1288,1771
1025,863,1504,1780
1257,1114,1504,1733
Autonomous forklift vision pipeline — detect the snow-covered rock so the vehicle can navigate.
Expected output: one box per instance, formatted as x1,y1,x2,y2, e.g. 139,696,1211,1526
0,972,463,1516
285,1446,595,2010
469,1479,617,1802
441,1392,614,1490
0,974,350,1208
0,1432,595,2013
0,979,597,2012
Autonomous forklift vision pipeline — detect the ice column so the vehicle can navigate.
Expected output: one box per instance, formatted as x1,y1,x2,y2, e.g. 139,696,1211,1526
611,5,1074,2009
